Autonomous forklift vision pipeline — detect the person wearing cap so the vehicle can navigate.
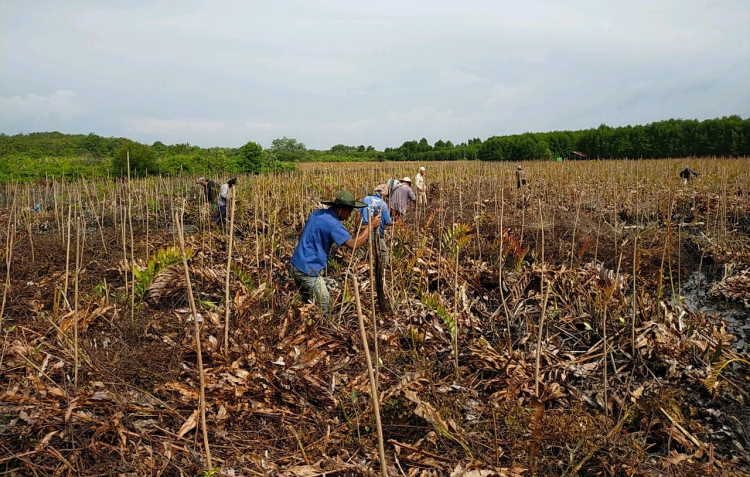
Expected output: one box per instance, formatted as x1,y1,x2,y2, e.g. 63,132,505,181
359,184,393,264
414,167,427,207
216,177,237,225
390,176,416,220
290,190,381,315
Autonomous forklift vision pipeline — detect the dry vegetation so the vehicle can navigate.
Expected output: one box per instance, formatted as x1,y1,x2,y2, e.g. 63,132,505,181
1,158,749,476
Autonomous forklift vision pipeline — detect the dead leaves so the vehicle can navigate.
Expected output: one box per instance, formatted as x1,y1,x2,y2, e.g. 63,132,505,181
176,409,198,438
59,301,115,333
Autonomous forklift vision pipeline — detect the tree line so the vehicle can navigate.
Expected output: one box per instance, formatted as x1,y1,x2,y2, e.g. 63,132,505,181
384,116,750,162
0,133,292,181
1,115,748,180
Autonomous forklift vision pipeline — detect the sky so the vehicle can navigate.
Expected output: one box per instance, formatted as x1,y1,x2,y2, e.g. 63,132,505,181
1,0,749,149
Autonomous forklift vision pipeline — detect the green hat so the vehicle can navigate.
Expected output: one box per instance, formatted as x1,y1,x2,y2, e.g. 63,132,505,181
321,190,367,208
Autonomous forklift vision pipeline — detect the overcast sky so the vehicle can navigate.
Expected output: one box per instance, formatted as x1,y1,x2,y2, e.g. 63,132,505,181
1,1,748,149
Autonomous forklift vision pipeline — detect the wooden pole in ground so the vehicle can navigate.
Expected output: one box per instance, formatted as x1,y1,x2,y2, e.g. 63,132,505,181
175,209,213,470
352,274,388,477
223,188,236,357
0,196,17,328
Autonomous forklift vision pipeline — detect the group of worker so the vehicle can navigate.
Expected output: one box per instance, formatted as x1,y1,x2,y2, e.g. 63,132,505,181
289,166,427,315
196,163,699,316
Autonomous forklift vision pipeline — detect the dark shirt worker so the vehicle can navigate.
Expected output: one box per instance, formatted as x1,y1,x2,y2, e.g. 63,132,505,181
289,190,380,315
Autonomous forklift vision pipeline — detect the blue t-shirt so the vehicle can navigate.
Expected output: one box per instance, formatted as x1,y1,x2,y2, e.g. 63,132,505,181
359,194,392,237
291,209,352,276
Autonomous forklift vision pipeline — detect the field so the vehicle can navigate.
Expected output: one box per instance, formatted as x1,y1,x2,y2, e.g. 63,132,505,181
1,158,749,476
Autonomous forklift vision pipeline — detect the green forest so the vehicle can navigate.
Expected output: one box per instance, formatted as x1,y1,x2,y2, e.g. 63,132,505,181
386,115,750,162
1,115,748,181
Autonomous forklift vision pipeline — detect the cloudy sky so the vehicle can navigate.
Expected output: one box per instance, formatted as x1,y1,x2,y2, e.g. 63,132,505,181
1,1,748,149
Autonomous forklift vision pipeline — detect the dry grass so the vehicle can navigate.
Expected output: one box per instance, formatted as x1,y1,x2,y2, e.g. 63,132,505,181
1,157,749,476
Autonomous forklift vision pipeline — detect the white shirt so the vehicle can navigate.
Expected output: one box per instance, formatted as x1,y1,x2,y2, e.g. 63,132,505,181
415,172,425,192
218,183,231,206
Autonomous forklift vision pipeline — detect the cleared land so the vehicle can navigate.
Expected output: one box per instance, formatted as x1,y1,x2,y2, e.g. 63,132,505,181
1,158,749,475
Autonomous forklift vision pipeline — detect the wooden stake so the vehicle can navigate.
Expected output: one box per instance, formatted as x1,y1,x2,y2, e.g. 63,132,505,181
175,209,213,470
223,187,236,357
352,274,388,477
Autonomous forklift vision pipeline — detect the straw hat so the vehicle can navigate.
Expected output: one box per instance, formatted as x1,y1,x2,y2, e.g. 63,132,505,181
400,176,412,183
374,183,388,195
419,166,426,172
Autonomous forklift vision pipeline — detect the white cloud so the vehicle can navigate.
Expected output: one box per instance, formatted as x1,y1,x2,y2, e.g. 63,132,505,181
244,121,275,130
125,118,225,135
0,1,748,148
0,90,84,123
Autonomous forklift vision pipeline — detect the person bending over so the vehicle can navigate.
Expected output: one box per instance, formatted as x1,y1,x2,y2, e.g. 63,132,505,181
289,190,380,316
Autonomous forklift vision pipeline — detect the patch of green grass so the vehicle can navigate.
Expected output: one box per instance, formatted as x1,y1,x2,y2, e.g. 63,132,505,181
133,246,191,298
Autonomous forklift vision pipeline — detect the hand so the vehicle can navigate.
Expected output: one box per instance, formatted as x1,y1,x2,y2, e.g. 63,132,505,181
370,215,382,228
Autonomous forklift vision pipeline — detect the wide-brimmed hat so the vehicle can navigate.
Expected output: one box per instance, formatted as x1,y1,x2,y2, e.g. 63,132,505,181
400,176,412,183
322,190,367,208
374,183,388,195
196,177,207,184
419,166,426,172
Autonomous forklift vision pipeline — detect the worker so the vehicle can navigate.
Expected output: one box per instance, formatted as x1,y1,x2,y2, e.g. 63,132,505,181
515,165,527,189
196,177,219,221
360,184,393,264
679,167,699,184
217,177,237,225
390,176,416,221
415,166,427,207
196,177,218,204
289,190,381,315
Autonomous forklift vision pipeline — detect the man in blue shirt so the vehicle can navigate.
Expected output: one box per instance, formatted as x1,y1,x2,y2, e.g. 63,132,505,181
290,190,380,315
359,184,393,264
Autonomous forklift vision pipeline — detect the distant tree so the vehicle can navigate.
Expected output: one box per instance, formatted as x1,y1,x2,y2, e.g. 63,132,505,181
418,138,431,151
271,137,305,151
357,145,365,152
112,142,157,177
331,144,353,154
237,141,264,173
366,145,375,152
271,137,306,161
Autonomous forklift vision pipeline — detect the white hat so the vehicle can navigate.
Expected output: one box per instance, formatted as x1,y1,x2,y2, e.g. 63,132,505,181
401,176,412,183
419,166,426,172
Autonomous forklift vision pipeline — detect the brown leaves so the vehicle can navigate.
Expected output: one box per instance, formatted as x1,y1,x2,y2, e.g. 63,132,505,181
59,302,114,333
710,268,750,307
176,409,198,438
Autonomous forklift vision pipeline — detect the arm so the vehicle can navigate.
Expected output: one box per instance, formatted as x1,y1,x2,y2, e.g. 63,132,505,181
344,215,381,249
408,187,416,201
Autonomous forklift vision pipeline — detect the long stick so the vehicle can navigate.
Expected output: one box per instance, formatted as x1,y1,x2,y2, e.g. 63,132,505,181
175,209,213,470
367,220,381,387
127,151,135,323
63,203,72,305
223,188,236,357
0,196,17,328
352,274,388,477
534,199,548,397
